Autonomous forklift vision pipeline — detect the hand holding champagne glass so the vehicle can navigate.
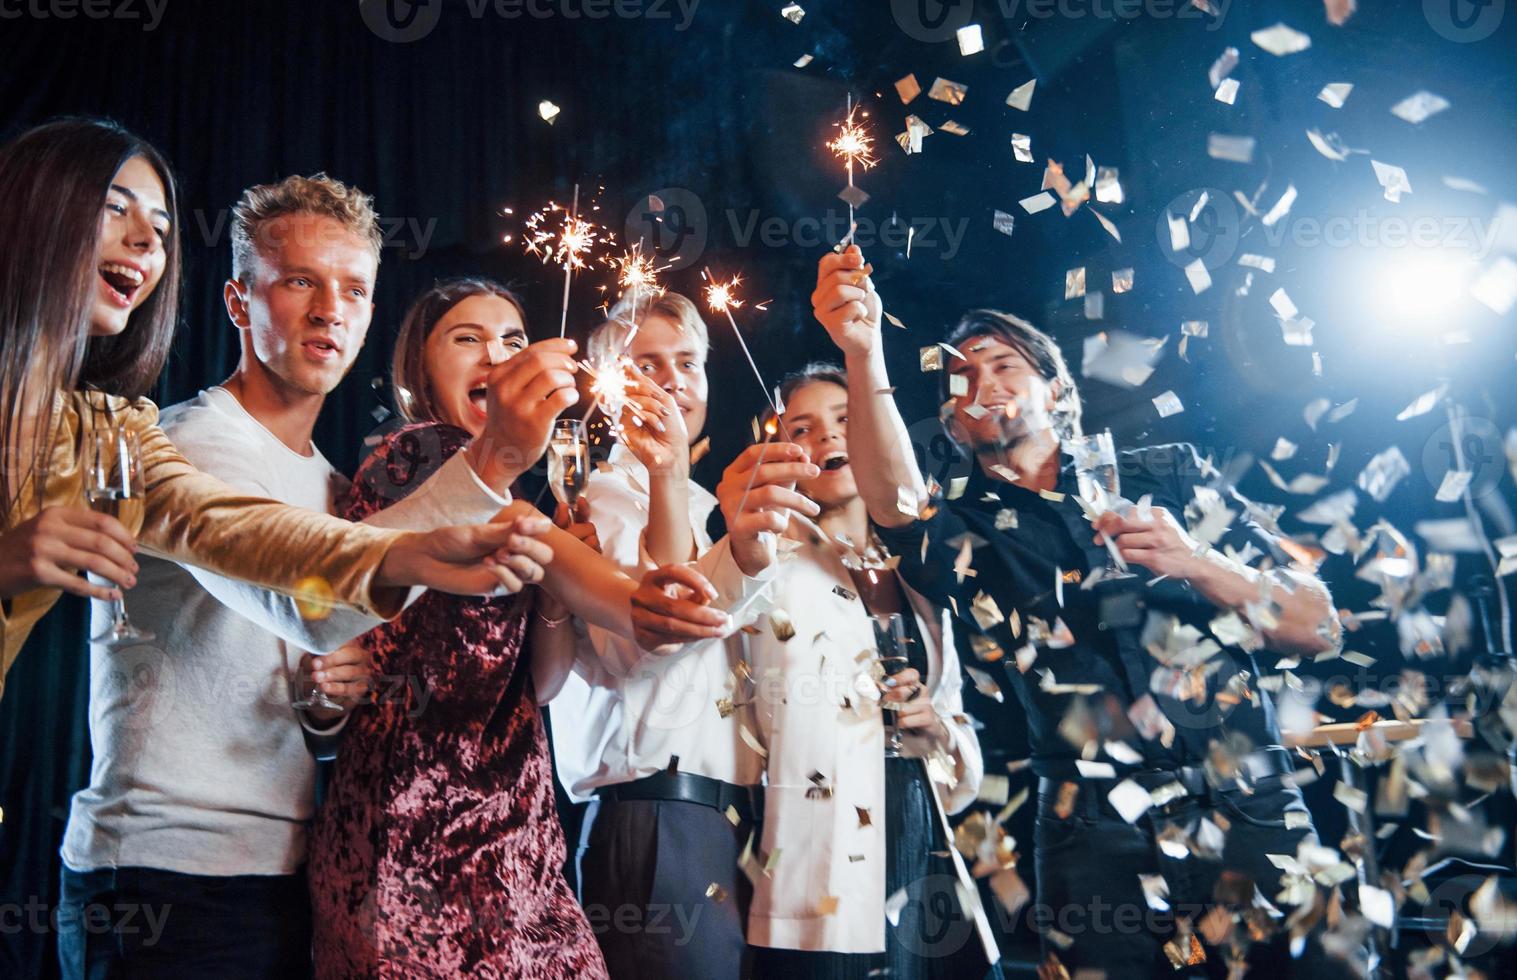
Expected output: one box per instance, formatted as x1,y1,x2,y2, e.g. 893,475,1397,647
873,612,910,757
1071,428,1132,579
86,423,154,646
547,419,589,509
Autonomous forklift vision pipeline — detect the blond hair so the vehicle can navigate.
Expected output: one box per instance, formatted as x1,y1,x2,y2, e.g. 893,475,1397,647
229,173,382,280
587,290,710,364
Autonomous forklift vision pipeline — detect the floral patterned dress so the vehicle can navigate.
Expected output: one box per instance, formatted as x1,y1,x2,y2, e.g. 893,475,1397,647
309,422,606,979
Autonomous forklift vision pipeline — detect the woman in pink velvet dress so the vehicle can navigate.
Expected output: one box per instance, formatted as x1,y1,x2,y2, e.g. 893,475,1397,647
308,280,613,978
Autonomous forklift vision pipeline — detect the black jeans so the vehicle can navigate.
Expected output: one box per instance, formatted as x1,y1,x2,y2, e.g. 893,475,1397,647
58,864,311,980
1032,773,1361,977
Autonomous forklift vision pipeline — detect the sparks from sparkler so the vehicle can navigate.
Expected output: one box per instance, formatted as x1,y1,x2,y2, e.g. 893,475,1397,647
578,356,635,433
827,94,876,248
611,242,665,337
521,184,612,337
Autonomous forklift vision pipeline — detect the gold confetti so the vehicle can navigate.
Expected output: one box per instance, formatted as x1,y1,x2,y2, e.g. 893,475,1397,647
706,882,729,902
1053,781,1079,819
926,77,967,104
969,591,1005,629
769,608,796,642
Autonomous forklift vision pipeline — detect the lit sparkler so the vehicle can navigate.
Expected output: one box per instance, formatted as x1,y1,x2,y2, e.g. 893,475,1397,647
522,184,612,337
578,356,635,431
610,242,665,343
702,269,787,438
827,95,877,248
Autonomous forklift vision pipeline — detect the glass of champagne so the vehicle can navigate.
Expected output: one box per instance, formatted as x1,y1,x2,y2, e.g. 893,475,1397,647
548,419,589,510
873,612,911,758
1071,428,1132,579
85,424,154,647
291,654,346,713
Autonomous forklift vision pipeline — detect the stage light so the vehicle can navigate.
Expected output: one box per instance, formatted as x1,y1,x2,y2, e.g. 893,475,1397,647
1368,247,1476,338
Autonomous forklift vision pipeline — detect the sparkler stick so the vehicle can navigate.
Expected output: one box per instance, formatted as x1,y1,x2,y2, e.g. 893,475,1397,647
702,269,788,439
827,94,876,249
700,269,804,547
558,184,580,337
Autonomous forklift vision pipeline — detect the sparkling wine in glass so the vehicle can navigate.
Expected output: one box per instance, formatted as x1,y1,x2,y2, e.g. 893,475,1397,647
85,424,154,647
873,612,911,758
548,419,589,509
1071,429,1133,579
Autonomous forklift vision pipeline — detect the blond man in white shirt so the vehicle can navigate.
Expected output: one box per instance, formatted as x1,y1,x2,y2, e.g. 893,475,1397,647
542,291,817,979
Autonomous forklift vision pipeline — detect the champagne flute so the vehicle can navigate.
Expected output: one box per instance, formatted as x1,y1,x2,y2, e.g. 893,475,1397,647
548,419,589,509
1071,428,1133,579
291,653,346,713
85,424,154,647
873,612,911,758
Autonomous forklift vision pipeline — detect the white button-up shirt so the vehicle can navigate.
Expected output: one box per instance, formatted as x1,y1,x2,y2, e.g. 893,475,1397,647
738,527,996,959
547,444,768,802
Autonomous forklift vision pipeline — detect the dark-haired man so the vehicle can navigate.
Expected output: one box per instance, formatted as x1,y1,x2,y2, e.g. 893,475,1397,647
812,246,1354,976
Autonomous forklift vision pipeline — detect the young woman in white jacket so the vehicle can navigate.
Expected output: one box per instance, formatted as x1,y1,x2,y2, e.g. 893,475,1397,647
729,363,1004,980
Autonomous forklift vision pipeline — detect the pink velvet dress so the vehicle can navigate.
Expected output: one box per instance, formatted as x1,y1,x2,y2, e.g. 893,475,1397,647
309,422,606,979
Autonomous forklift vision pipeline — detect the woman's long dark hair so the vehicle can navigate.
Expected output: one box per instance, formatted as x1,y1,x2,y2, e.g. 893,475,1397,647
0,117,182,518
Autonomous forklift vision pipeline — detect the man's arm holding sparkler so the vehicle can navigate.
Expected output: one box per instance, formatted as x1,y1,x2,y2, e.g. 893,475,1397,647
811,246,929,529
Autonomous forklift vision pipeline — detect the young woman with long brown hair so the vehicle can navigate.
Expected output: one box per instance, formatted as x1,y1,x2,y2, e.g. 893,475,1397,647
0,118,565,699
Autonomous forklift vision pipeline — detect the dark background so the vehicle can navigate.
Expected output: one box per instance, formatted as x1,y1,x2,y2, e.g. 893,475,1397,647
3,0,1516,975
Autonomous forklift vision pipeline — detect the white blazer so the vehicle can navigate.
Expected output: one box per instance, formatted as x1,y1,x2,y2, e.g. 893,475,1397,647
735,528,996,957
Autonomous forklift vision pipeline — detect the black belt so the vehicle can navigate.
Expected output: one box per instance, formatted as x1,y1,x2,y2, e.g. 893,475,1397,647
1036,746,1296,812
596,771,762,823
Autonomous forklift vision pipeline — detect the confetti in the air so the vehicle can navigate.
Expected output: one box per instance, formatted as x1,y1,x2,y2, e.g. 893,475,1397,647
1005,78,1035,111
